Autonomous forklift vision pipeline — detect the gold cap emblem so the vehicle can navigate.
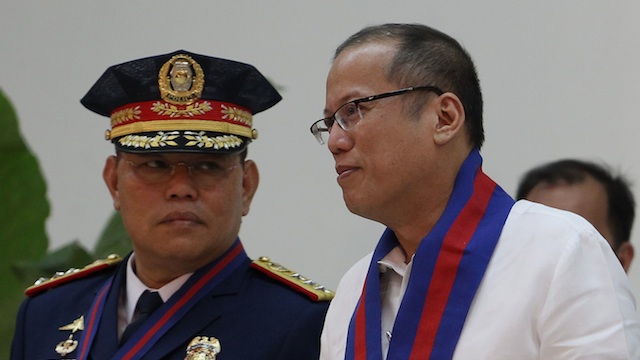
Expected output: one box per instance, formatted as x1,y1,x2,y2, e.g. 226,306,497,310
158,54,204,105
185,336,221,360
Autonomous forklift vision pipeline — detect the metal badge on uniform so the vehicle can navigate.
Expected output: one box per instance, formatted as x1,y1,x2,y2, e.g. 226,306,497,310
185,336,221,359
158,54,204,105
55,315,84,357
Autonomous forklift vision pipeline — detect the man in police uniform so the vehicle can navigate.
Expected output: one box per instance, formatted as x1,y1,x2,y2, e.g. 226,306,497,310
11,50,332,359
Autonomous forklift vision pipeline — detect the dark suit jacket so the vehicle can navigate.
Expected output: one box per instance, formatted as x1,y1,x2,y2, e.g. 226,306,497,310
11,253,329,359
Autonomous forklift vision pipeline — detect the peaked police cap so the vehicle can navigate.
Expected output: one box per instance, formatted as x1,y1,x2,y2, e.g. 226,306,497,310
81,50,281,153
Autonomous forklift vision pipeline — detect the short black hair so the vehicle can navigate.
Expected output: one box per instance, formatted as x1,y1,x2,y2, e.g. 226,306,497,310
334,23,484,148
516,159,635,248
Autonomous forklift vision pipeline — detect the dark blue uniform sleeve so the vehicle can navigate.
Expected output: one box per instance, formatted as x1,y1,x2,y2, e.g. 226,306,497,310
10,298,29,360
275,300,329,359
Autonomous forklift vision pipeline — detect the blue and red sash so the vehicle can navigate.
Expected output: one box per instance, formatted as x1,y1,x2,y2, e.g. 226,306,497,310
345,149,514,360
76,239,247,360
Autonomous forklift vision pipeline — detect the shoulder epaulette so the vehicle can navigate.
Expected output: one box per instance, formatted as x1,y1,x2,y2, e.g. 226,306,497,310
251,256,334,301
25,254,123,297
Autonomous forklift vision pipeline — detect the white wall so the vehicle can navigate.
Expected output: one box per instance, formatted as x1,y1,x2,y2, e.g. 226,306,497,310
2,1,639,298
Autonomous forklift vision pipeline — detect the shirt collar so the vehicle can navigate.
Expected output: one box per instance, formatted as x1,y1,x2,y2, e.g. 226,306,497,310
125,253,193,322
378,246,412,277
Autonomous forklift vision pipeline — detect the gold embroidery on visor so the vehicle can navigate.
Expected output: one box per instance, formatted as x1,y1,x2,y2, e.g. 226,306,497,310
117,131,244,150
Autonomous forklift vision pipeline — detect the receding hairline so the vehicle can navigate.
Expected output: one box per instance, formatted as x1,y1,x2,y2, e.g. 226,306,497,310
333,37,402,84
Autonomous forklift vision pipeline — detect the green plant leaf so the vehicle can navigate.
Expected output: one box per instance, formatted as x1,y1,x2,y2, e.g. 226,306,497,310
0,88,132,360
94,211,132,259
12,241,94,284
0,88,49,358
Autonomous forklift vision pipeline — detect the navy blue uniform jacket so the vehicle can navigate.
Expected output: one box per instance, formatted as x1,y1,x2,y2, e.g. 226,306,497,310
11,254,330,359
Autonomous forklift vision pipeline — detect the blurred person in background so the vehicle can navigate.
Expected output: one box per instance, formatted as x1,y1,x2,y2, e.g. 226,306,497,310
517,159,635,272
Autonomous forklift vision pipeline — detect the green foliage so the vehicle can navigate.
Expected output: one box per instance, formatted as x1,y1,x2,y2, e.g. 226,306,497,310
0,88,131,359
12,242,94,284
95,212,132,259
0,88,49,356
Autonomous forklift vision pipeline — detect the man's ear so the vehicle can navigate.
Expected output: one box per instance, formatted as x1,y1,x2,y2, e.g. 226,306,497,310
616,241,634,273
241,160,260,216
433,92,466,146
103,155,121,210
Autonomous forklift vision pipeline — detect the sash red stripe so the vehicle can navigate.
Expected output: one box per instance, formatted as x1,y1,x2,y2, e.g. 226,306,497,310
121,244,243,359
409,171,495,359
78,282,110,360
354,282,368,360
344,150,513,359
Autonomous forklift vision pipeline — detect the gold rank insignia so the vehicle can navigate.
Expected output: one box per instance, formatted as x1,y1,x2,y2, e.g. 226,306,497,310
185,336,221,360
55,316,84,357
251,257,335,301
25,254,122,297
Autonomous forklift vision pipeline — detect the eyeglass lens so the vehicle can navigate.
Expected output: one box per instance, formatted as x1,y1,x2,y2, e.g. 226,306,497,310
122,157,239,188
310,85,444,145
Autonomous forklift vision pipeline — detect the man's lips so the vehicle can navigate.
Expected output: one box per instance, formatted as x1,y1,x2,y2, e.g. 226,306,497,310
336,164,358,178
160,211,204,225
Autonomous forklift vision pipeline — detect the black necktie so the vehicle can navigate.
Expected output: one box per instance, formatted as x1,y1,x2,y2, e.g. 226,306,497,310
121,290,163,344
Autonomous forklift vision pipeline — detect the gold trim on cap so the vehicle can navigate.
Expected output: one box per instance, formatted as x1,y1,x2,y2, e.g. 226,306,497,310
108,120,253,140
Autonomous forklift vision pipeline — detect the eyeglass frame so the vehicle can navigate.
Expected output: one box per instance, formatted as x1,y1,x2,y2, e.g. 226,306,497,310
310,85,445,144
117,154,243,188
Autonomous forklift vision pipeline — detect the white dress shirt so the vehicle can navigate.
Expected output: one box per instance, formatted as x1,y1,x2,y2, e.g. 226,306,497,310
117,254,192,338
378,246,411,359
320,200,640,359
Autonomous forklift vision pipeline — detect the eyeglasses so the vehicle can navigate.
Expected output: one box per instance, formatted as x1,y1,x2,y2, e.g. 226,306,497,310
119,156,241,189
310,85,444,144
